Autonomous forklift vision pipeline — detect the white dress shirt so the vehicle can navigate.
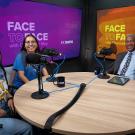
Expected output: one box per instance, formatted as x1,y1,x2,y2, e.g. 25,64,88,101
118,51,135,80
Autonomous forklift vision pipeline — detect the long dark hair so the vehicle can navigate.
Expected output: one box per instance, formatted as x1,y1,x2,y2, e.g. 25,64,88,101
21,34,40,53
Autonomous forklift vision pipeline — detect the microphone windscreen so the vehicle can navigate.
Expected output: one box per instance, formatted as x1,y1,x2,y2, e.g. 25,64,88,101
99,48,113,55
41,48,59,56
26,53,41,64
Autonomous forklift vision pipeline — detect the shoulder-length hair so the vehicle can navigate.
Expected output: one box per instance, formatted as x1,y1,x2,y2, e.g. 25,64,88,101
21,34,40,53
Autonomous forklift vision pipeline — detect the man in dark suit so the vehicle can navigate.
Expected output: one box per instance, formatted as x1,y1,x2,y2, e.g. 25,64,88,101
108,34,135,80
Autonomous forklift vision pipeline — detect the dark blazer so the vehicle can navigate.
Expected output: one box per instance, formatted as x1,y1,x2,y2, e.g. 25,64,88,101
108,52,127,74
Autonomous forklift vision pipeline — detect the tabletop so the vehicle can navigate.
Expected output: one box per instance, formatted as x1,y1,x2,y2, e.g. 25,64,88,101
14,72,135,135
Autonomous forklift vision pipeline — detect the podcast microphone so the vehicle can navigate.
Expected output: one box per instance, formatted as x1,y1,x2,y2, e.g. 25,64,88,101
26,53,41,64
97,43,117,55
41,48,59,56
25,53,49,99
97,48,113,55
26,51,62,65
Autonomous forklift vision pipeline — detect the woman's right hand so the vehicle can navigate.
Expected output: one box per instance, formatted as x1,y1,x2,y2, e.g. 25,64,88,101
0,108,6,117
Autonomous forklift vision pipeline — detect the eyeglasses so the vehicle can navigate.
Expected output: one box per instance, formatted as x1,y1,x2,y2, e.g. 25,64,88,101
25,41,36,45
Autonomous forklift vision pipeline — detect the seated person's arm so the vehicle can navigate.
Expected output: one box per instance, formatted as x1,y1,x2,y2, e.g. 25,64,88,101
0,108,6,117
0,93,15,117
6,93,15,113
0,93,14,117
18,71,29,83
13,53,30,83
42,67,49,76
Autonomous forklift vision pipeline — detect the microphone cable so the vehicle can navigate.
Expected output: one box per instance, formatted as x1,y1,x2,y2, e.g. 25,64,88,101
53,55,66,76
43,55,66,82
44,75,98,133
49,75,98,94
44,83,86,133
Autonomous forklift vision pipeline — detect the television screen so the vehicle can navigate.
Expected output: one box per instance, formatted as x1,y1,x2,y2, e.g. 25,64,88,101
97,6,135,59
0,0,82,66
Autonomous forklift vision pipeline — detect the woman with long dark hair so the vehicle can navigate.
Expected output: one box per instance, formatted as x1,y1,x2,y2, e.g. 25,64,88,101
10,34,48,93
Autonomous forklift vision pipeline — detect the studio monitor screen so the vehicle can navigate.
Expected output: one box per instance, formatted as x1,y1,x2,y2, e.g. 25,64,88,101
97,6,135,59
0,0,82,66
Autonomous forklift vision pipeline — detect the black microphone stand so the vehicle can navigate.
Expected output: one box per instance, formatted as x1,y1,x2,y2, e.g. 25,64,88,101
31,64,49,99
97,55,110,79
94,53,110,79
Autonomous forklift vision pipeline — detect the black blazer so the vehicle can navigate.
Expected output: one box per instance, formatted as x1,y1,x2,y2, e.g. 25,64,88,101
108,52,127,74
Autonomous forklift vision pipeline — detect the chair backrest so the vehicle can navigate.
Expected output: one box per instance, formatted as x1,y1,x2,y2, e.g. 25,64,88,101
8,51,26,86
8,69,16,86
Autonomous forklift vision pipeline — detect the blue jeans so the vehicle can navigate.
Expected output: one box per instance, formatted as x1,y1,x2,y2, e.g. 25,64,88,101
0,118,33,135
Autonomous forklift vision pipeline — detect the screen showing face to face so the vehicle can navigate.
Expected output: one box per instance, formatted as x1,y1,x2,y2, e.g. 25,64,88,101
0,0,82,66
97,6,135,59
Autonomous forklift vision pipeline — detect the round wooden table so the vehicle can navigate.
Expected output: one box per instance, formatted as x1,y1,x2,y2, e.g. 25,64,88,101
14,72,135,135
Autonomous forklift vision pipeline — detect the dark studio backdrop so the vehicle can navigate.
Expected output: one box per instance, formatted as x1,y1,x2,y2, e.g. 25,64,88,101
82,0,135,72
27,0,84,74
36,0,135,74
2,0,135,73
